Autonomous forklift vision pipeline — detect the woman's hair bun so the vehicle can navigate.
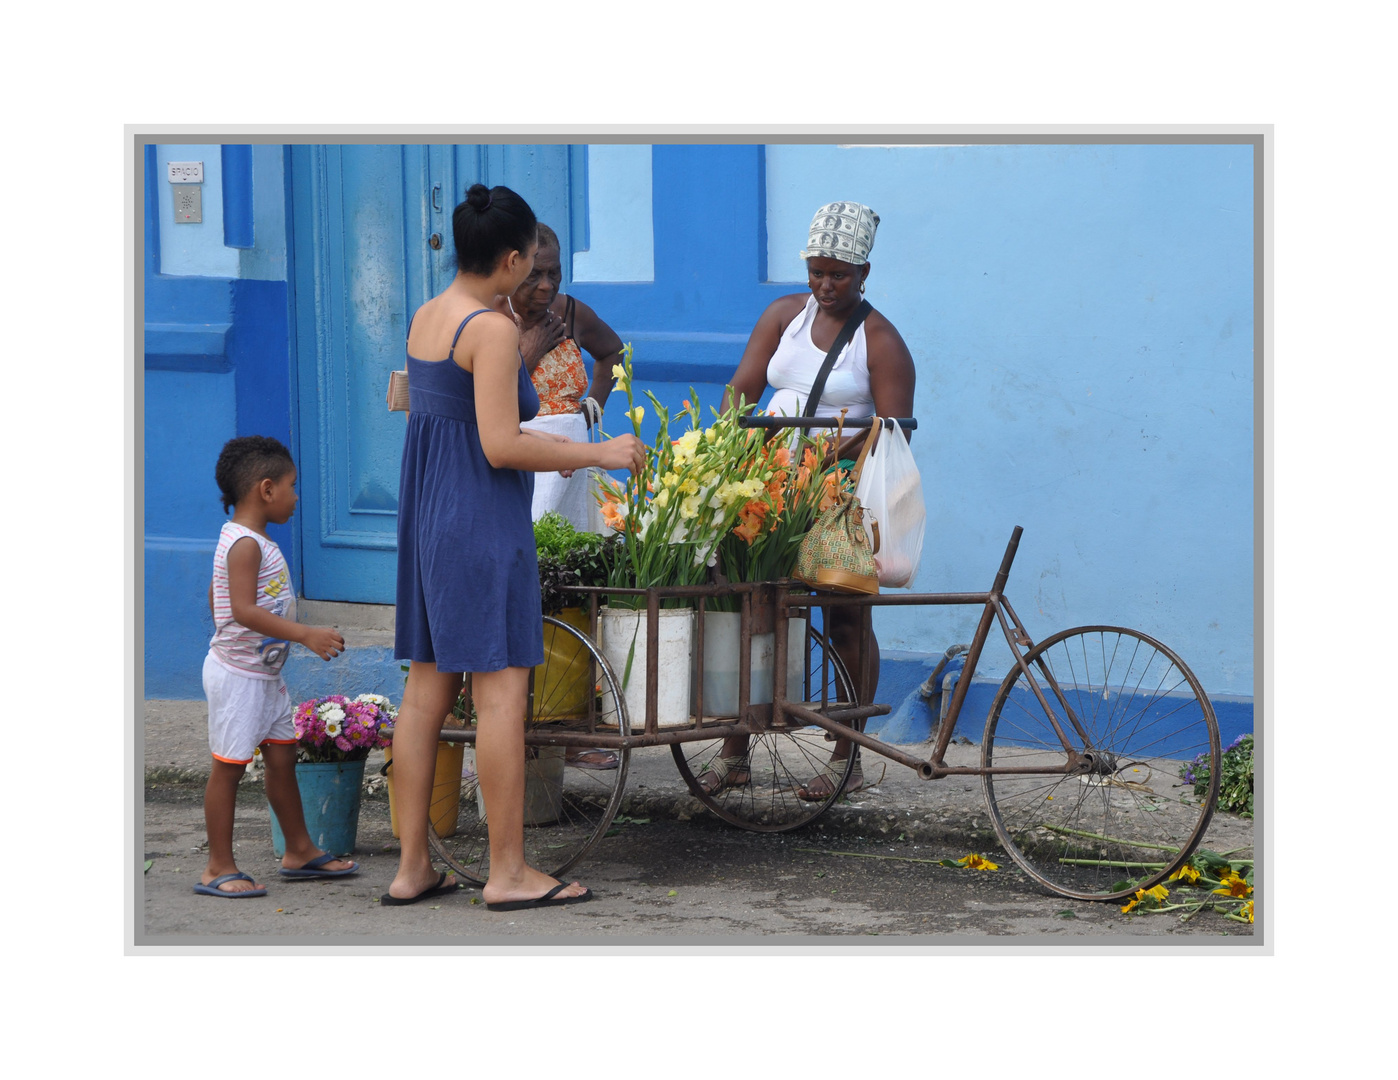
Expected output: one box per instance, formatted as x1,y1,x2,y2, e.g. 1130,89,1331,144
465,183,492,212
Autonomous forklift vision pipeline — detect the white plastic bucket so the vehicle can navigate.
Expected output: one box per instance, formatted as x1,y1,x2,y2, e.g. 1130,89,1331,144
694,612,808,716
599,606,694,729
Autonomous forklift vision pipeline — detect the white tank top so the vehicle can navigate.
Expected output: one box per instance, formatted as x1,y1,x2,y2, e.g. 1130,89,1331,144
766,296,874,420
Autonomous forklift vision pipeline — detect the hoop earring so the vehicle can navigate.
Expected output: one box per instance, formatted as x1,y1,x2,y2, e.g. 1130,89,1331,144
859,280,866,295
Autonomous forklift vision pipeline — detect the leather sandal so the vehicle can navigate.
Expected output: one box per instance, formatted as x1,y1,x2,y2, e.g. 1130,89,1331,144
797,757,865,801
696,754,751,796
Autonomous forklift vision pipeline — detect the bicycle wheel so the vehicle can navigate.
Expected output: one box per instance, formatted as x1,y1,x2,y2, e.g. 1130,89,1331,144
672,626,859,831
429,616,630,886
981,626,1221,901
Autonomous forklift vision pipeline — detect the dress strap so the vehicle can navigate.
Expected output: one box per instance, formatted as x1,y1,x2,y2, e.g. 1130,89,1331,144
564,294,577,339
446,308,496,362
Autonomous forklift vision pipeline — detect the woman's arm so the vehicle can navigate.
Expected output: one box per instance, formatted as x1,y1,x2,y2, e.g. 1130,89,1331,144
835,314,917,460
469,314,645,475
722,294,808,412
569,296,626,411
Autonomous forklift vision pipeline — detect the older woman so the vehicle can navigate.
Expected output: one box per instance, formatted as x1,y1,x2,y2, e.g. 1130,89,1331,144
503,223,628,771
712,201,916,800
508,223,626,531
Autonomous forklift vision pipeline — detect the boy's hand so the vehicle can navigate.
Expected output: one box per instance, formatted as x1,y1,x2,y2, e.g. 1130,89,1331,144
301,626,345,661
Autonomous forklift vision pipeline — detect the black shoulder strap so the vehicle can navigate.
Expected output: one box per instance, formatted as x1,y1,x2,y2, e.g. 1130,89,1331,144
802,300,872,418
564,294,577,339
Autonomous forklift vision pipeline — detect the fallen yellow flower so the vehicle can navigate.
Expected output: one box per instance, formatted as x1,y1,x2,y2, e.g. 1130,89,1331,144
1212,874,1253,899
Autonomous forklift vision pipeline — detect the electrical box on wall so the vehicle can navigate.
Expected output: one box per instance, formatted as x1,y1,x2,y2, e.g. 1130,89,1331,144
172,184,202,223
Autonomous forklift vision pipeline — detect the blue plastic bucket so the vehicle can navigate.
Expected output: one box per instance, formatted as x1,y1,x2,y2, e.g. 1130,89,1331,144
269,759,366,857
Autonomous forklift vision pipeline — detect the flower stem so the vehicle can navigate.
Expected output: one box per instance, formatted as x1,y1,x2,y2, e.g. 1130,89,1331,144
1041,825,1182,853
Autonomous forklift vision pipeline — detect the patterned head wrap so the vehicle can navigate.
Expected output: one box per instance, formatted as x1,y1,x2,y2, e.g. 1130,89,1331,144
799,201,880,266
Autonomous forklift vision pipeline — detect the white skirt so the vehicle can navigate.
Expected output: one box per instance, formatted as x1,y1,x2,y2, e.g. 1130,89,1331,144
522,410,595,531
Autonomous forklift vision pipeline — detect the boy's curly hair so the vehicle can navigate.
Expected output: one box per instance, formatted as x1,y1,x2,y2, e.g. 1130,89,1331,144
215,436,295,514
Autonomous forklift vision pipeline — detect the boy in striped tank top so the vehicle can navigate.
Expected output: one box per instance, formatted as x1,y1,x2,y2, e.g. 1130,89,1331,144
198,436,357,897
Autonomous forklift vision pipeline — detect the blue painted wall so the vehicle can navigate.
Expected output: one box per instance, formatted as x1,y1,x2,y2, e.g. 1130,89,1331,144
143,145,294,697
143,140,1254,747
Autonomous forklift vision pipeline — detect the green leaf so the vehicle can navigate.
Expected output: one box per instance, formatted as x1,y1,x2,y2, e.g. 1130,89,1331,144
667,890,678,897
144,860,153,873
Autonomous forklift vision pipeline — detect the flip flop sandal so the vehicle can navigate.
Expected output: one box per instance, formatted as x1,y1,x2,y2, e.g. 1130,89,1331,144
193,872,267,898
279,852,360,879
566,749,620,771
696,754,751,796
485,880,595,912
380,872,461,907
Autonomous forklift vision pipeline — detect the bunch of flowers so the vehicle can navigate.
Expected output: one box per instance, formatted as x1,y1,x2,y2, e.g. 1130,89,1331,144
291,694,396,763
1117,847,1254,924
596,344,820,604
1180,732,1253,818
713,424,847,597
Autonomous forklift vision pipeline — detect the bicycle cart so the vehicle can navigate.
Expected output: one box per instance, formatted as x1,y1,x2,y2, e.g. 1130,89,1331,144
429,418,1222,903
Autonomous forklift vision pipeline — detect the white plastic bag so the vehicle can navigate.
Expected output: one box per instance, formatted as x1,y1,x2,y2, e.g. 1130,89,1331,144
854,418,926,588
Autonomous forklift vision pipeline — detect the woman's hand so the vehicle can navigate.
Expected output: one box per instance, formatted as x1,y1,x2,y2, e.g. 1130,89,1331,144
598,433,646,476
524,429,579,477
518,310,567,371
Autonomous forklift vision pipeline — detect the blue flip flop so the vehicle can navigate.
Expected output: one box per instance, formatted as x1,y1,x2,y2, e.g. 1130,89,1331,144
278,852,360,879
193,872,268,898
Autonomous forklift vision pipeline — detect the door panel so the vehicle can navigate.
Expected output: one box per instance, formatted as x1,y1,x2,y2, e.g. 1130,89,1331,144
290,143,578,603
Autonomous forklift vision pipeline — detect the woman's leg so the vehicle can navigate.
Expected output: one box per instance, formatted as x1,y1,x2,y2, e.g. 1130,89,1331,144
798,603,877,799
472,665,589,905
385,662,463,900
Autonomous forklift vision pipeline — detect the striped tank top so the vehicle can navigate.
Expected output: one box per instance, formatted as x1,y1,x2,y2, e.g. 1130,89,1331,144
208,522,297,678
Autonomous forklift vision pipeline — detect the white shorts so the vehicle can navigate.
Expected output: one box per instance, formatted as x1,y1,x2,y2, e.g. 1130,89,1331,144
202,653,297,764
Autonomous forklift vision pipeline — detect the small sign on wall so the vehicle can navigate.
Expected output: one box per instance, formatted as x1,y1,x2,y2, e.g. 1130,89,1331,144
167,161,204,183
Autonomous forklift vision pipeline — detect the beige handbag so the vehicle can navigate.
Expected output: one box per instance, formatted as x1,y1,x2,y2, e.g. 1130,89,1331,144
794,412,881,595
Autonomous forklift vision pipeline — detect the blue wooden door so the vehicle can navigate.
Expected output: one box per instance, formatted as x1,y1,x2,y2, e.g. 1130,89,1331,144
290,144,584,602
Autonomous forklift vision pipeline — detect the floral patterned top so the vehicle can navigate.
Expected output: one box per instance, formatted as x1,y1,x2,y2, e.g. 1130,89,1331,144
531,303,590,417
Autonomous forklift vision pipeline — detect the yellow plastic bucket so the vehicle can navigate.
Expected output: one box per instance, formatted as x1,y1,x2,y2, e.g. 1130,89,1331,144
533,606,592,720
385,740,466,838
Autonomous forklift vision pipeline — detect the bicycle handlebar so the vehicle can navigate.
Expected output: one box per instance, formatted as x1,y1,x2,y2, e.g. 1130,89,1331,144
737,416,917,431
993,526,1025,594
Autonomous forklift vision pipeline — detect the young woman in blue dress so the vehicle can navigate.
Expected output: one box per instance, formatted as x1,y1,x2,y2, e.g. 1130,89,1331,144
386,184,644,910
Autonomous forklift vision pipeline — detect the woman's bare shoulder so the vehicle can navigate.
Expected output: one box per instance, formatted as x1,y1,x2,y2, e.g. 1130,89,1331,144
410,296,512,358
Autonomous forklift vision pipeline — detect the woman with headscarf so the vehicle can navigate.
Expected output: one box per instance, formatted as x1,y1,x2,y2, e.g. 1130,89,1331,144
708,201,916,800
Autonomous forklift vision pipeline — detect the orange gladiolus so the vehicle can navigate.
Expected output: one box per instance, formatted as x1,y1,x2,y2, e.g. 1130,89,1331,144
734,500,767,544
600,499,626,531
